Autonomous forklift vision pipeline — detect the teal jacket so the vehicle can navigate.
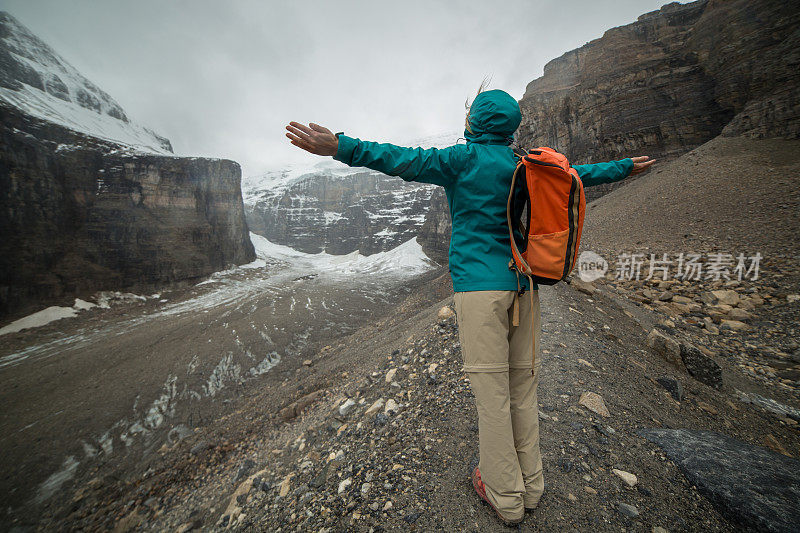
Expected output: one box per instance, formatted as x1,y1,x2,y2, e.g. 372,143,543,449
334,89,633,292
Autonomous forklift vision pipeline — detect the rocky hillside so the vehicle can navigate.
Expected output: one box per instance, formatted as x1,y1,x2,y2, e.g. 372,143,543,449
243,133,457,256
0,14,254,319
41,265,800,532
516,0,800,199
581,135,800,397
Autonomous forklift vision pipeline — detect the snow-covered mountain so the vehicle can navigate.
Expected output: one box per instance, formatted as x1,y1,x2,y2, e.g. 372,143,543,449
0,12,172,153
243,132,460,256
0,12,254,320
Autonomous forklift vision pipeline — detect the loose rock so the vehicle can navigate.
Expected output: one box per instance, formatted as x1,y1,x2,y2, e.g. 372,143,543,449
579,391,611,417
364,398,385,417
612,468,638,487
337,477,352,495
617,503,640,518
437,306,455,320
656,376,684,402
384,399,399,415
338,398,356,416
647,329,682,366
679,344,723,388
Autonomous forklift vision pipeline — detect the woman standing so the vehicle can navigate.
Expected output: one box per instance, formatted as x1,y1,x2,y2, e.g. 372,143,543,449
286,88,654,524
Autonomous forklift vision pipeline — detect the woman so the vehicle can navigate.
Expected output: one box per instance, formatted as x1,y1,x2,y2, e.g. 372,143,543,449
286,88,654,525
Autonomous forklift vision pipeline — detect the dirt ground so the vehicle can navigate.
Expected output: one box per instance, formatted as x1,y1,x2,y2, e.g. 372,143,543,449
27,267,798,532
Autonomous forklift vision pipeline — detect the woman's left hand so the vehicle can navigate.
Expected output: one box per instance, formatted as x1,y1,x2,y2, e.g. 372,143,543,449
285,122,339,156
629,156,657,175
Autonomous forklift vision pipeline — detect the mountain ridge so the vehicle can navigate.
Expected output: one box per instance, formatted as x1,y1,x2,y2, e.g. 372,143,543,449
0,11,172,153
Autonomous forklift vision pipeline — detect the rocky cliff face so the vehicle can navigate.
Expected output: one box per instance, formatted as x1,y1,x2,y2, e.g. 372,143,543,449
417,0,799,260
0,13,254,320
0,104,254,319
517,0,799,199
417,188,450,266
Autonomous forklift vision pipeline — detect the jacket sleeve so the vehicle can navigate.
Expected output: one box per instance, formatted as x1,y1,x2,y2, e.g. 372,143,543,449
572,159,633,187
333,134,467,188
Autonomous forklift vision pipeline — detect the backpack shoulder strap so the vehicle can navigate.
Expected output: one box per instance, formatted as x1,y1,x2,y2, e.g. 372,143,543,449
507,161,531,276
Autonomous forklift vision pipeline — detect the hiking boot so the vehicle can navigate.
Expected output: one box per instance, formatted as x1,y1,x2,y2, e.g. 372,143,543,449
471,467,523,525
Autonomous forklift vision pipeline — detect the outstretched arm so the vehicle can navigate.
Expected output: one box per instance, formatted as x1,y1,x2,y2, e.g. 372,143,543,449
573,156,656,187
286,121,466,188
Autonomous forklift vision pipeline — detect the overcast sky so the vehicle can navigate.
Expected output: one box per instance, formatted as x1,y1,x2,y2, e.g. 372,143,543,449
5,0,669,177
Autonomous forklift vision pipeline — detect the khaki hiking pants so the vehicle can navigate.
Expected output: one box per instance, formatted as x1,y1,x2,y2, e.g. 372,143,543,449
454,289,543,521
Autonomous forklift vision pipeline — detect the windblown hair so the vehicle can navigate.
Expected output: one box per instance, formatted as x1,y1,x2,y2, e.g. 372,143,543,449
464,77,491,134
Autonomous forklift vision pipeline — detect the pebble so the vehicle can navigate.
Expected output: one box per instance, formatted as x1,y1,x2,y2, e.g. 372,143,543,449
437,306,455,320
337,477,352,495
364,398,385,417
189,441,210,455
385,368,398,383
728,308,752,321
656,377,683,402
338,398,356,416
234,459,255,482
571,278,596,295
579,391,611,417
612,468,638,487
711,289,740,306
646,329,682,366
176,520,201,533
720,319,751,331
617,502,640,518
696,401,718,415
384,399,399,414
278,474,293,498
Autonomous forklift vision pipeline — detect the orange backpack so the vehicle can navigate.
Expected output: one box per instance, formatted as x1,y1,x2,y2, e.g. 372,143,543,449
506,147,586,375
507,146,586,287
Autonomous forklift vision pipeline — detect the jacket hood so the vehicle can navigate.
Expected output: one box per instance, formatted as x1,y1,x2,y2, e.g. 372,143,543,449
464,89,521,145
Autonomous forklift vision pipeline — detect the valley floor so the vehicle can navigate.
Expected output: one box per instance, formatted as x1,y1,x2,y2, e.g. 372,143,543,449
0,238,439,530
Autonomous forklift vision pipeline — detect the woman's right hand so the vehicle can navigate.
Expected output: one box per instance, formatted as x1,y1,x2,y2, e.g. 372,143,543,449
629,155,656,175
285,122,339,156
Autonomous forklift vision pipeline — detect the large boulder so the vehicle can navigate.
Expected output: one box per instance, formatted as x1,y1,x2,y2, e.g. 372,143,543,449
680,344,723,388
639,429,800,533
